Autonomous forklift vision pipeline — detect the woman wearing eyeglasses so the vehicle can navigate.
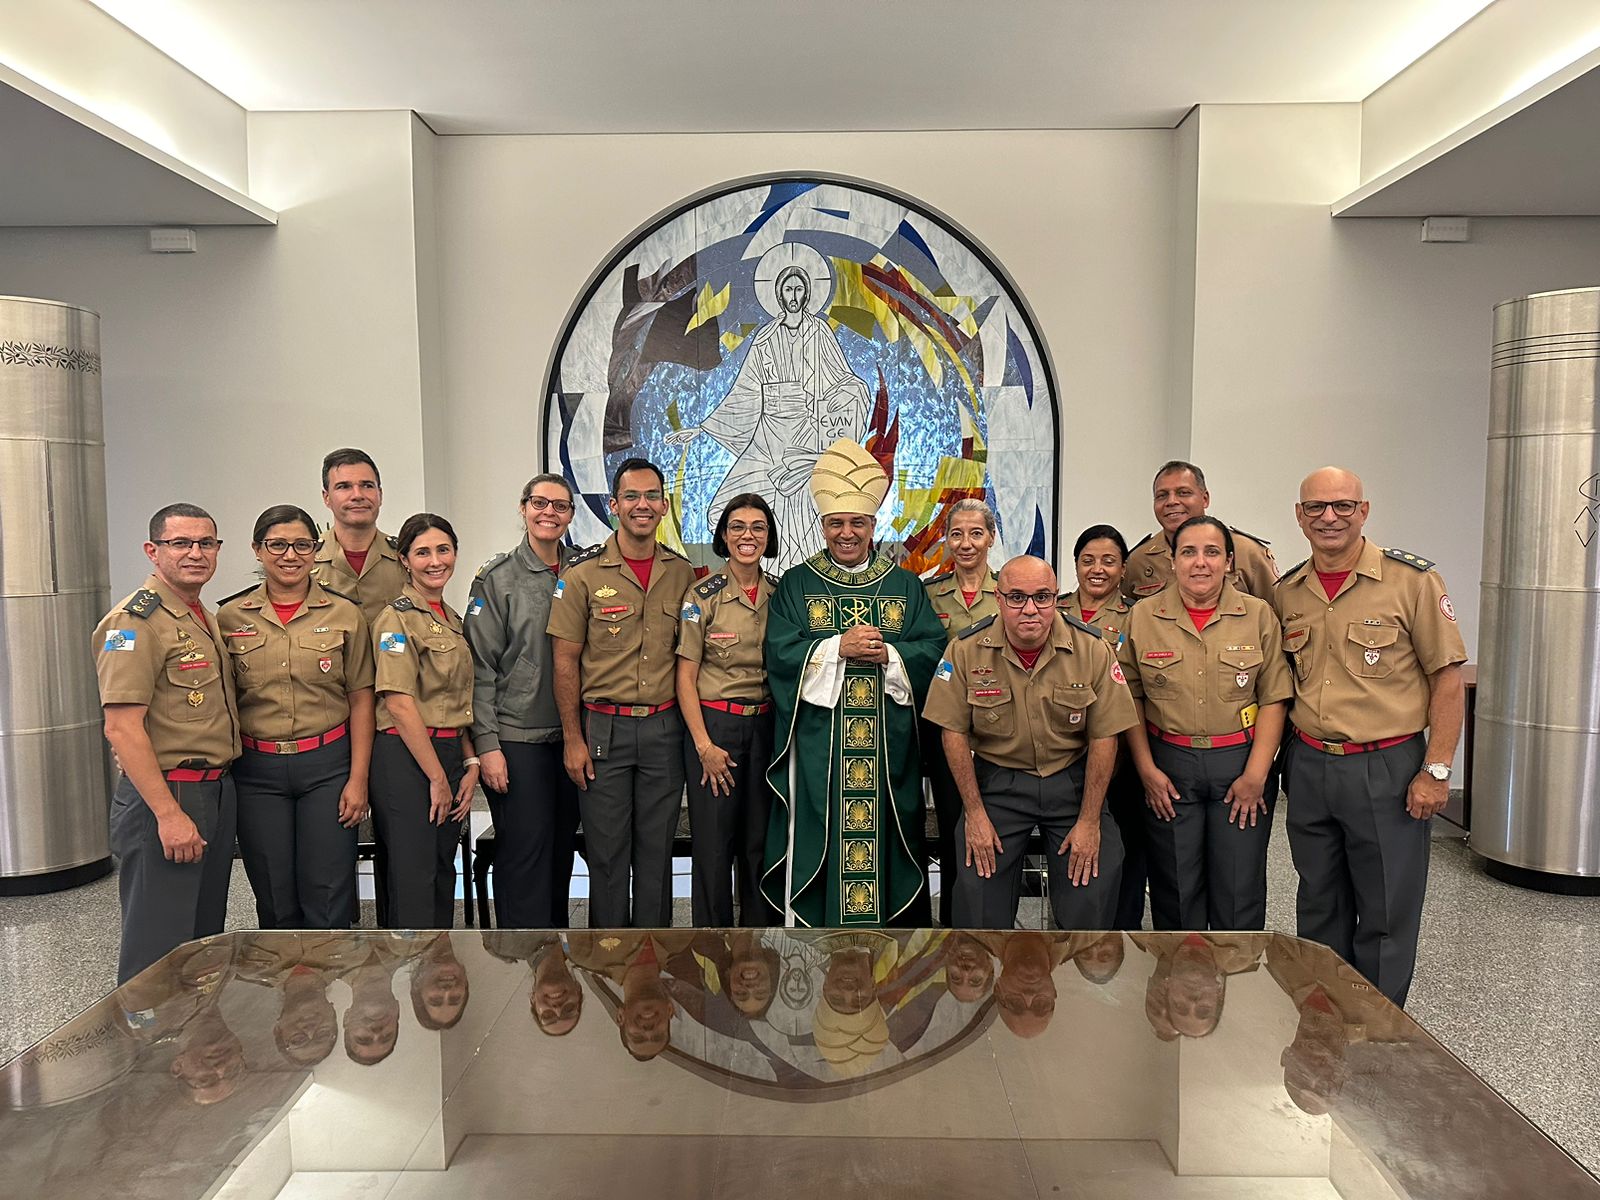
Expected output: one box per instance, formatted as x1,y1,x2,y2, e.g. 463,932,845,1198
675,493,780,927
463,474,582,929
218,504,376,928
371,512,480,928
1118,515,1293,932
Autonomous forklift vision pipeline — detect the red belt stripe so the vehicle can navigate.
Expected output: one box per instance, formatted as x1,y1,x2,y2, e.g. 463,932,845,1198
381,726,462,738
702,699,773,716
1296,730,1418,756
242,722,349,756
1146,721,1253,750
584,700,678,718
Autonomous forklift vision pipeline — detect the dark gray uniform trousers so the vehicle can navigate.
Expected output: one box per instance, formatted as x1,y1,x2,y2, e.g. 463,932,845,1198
954,758,1124,930
370,734,465,929
1285,735,1429,1006
234,738,357,929
922,717,962,927
110,773,237,984
1144,740,1272,931
582,707,685,928
1105,760,1149,930
489,740,580,928
683,705,775,927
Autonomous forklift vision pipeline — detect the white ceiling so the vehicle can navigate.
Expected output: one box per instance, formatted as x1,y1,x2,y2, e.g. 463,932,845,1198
92,0,1494,134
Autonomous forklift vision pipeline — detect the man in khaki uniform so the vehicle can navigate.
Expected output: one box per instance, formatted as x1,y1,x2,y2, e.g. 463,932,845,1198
924,556,1138,929
94,503,241,983
312,448,408,627
1273,467,1466,1006
549,458,696,927
1124,460,1277,602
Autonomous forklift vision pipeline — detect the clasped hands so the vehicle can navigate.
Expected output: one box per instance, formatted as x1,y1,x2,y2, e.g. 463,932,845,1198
839,624,890,665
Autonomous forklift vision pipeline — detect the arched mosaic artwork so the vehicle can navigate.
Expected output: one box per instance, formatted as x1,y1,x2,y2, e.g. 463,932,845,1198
543,175,1060,573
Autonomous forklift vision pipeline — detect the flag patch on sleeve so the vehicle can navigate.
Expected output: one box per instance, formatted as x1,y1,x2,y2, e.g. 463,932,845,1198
379,632,408,654
681,602,701,623
935,658,953,682
102,629,137,653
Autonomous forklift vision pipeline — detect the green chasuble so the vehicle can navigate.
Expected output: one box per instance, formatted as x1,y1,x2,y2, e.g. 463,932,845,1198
760,551,948,927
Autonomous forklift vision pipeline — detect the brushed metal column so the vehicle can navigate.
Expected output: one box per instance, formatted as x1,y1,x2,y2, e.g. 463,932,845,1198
1472,286,1600,891
0,296,113,893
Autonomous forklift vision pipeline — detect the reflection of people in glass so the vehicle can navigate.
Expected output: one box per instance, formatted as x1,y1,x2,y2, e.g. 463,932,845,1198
410,933,470,1031
1071,931,1125,985
234,933,366,1067
941,933,995,1003
169,1007,246,1105
616,941,675,1061
669,261,871,568
531,939,583,1036
813,945,890,1077
981,932,1071,1039
726,931,781,1020
1134,932,1260,1039
272,967,339,1066
344,951,402,1066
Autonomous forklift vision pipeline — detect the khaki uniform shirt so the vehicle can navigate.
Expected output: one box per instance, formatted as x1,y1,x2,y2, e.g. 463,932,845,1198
1122,526,1278,603
313,530,408,628
1117,581,1293,738
923,568,1000,639
546,534,696,706
94,573,241,770
372,583,473,731
1056,589,1132,651
217,580,375,742
1271,539,1467,744
676,570,774,704
923,614,1138,776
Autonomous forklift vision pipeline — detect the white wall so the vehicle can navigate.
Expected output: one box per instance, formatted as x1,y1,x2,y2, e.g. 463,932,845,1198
432,130,1180,583
0,109,432,599
1185,102,1600,660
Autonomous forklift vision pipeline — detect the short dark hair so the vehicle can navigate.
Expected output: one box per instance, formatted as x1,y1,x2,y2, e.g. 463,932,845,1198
251,504,320,546
1152,460,1206,492
712,493,778,560
321,447,381,491
520,472,574,505
396,512,458,556
610,457,665,497
149,503,214,542
1072,524,1129,561
1173,514,1233,559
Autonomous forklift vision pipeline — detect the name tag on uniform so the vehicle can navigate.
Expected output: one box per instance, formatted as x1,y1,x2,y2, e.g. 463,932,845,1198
972,688,1004,698
1144,650,1175,660
178,660,211,671
600,605,629,615
709,632,737,641
379,632,408,654
102,629,137,652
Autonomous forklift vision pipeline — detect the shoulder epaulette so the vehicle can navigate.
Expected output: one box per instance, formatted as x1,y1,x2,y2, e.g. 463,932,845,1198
1229,525,1271,547
475,551,511,579
1383,547,1435,571
1130,532,1156,552
217,583,257,605
1279,558,1310,584
565,543,605,568
925,569,954,585
956,614,996,639
385,535,399,550
390,596,416,612
124,588,161,619
318,583,357,604
695,573,729,599
1060,611,1099,637
658,544,688,561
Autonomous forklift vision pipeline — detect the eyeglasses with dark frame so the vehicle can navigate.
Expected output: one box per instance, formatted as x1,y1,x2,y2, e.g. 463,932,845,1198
153,537,223,553
260,538,320,556
522,496,574,514
1299,500,1362,518
998,590,1057,610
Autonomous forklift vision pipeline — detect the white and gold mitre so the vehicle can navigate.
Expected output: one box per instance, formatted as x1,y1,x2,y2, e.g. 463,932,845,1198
809,438,889,517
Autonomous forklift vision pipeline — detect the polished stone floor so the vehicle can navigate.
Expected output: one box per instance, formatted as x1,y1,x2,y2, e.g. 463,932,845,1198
2,815,1596,1180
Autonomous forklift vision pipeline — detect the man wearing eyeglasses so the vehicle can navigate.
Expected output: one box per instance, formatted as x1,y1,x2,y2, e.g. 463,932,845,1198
93,503,241,983
1273,467,1466,1007
923,556,1137,930
313,448,408,628
1124,460,1278,603
548,458,696,927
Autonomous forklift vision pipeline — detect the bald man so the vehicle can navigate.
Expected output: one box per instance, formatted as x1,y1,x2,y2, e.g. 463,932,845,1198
1272,468,1466,1007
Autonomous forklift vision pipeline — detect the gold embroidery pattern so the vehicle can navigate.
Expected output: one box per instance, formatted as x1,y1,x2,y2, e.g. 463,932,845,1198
878,598,906,632
803,550,894,588
843,839,875,874
839,597,872,628
844,881,877,917
845,757,876,791
806,597,834,630
845,716,875,749
845,676,877,709
844,799,874,831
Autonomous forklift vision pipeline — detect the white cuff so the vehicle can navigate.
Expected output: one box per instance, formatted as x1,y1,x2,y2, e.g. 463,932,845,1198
799,636,846,707
883,645,913,706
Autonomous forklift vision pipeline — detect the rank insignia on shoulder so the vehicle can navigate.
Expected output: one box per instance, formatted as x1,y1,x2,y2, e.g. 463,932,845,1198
466,597,484,618
1280,558,1310,583
935,658,953,682
385,535,399,550
1383,547,1435,571
924,569,954,585
1229,525,1271,546
124,589,160,619
390,596,415,611
475,552,509,578
101,629,137,653
956,615,996,639
379,631,408,654
695,574,729,599
1060,611,1098,637
680,601,701,623
565,543,605,568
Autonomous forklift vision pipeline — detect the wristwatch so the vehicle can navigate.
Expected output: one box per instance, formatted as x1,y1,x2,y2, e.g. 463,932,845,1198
1420,762,1451,781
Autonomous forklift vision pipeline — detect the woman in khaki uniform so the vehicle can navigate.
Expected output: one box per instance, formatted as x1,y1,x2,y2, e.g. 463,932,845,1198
1119,516,1292,932
677,492,778,927
218,505,376,929
1057,523,1144,929
370,513,480,929
921,498,1000,926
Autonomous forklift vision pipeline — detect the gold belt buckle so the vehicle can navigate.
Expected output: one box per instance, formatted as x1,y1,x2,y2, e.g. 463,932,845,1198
1191,735,1212,750
276,741,298,755
1322,740,1345,755
628,705,649,718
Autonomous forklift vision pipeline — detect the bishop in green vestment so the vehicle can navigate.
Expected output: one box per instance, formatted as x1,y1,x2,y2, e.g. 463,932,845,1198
760,440,947,927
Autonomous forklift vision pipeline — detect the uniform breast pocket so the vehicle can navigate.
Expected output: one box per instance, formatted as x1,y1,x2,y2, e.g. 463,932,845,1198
166,661,221,722
298,634,344,681
1217,649,1263,700
1282,626,1310,682
1137,647,1184,693
225,636,265,684
423,635,473,692
592,604,634,650
1049,684,1095,735
1345,623,1400,679
968,688,1015,738
706,630,741,660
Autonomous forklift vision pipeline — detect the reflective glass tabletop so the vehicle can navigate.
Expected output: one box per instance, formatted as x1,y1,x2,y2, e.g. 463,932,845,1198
1,929,1593,1199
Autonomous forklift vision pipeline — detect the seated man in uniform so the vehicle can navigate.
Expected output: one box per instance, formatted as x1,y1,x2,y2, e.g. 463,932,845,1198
924,555,1137,930
760,439,948,927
